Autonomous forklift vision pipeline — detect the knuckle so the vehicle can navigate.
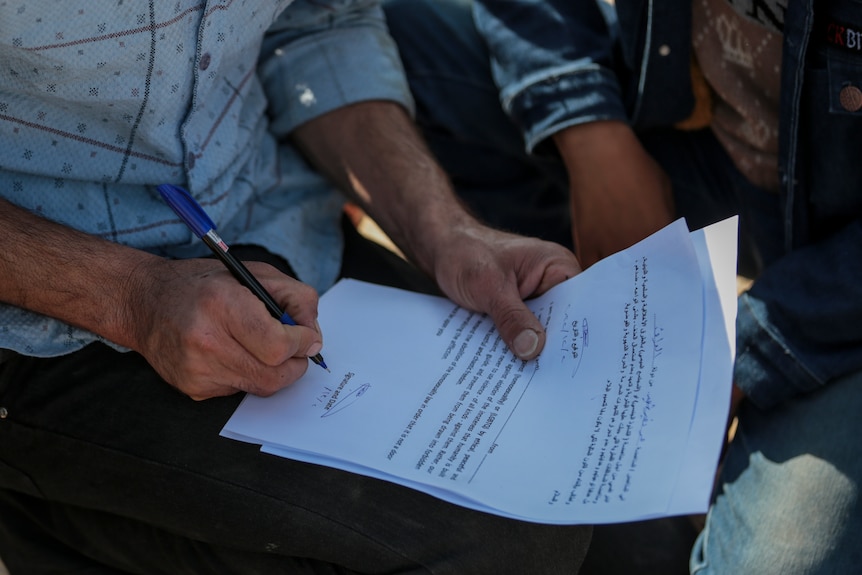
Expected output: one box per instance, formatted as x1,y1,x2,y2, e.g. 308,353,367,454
248,358,307,396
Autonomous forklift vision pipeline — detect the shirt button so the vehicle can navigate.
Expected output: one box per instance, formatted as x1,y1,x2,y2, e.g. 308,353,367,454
199,52,212,71
658,45,671,57
187,152,196,169
839,85,862,112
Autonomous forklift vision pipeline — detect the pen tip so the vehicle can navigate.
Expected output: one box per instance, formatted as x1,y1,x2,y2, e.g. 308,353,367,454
311,354,329,372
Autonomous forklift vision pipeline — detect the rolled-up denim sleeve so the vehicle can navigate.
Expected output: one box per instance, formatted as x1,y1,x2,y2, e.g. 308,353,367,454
733,221,862,409
473,0,627,153
259,0,414,137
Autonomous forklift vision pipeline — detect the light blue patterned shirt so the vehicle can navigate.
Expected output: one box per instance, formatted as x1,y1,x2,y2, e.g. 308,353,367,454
0,0,413,358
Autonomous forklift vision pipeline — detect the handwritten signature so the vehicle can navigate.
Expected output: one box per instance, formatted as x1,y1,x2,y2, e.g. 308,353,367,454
321,383,371,418
563,317,590,377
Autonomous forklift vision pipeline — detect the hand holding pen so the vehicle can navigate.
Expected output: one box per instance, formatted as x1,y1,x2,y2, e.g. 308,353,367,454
137,256,327,399
148,186,325,397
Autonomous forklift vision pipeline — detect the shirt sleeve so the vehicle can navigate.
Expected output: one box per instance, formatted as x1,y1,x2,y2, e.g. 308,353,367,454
733,220,862,408
258,0,414,138
472,0,628,154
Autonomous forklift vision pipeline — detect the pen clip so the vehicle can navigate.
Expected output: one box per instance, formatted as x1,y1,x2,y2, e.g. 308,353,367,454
157,184,215,239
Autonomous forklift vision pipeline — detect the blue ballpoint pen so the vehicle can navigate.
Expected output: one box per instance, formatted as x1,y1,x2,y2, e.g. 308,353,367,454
157,183,329,372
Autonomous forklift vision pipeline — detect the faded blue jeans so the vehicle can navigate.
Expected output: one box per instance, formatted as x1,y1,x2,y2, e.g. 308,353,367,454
691,369,862,574
384,1,862,573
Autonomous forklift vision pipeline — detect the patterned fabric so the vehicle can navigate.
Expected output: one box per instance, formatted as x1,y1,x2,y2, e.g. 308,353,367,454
693,0,786,192
0,0,413,358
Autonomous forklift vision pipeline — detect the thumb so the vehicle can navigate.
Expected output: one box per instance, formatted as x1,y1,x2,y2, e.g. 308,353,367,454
486,289,546,361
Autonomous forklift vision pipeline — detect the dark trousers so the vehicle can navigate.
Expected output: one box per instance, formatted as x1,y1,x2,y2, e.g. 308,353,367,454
0,218,591,574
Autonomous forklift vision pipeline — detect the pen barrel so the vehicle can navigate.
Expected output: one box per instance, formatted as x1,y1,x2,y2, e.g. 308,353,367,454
200,232,327,370
201,234,284,320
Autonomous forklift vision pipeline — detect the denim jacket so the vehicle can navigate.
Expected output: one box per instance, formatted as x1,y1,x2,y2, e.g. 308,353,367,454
474,0,862,408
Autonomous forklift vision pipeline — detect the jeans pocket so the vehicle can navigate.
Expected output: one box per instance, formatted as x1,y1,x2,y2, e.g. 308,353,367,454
0,354,50,499
802,56,862,232
688,505,713,573
0,459,42,498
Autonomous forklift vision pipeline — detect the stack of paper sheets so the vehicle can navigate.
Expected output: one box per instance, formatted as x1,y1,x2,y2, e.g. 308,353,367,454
222,217,738,524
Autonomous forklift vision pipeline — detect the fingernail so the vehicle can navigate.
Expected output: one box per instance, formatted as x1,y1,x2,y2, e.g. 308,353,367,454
513,329,539,359
308,342,322,356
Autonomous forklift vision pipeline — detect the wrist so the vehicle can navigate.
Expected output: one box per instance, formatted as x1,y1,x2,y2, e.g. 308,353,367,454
553,120,636,171
112,252,166,352
402,198,482,279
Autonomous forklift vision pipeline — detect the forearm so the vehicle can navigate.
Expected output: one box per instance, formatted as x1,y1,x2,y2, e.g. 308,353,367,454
0,198,157,350
551,120,674,266
293,100,581,362
291,100,474,276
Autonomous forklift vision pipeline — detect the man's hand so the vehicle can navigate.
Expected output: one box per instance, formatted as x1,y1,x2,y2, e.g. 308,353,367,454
127,258,324,400
554,121,675,267
293,101,581,362
0,198,323,400
431,224,581,359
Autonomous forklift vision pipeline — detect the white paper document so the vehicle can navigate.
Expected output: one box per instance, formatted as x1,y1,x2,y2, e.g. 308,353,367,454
222,217,738,524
